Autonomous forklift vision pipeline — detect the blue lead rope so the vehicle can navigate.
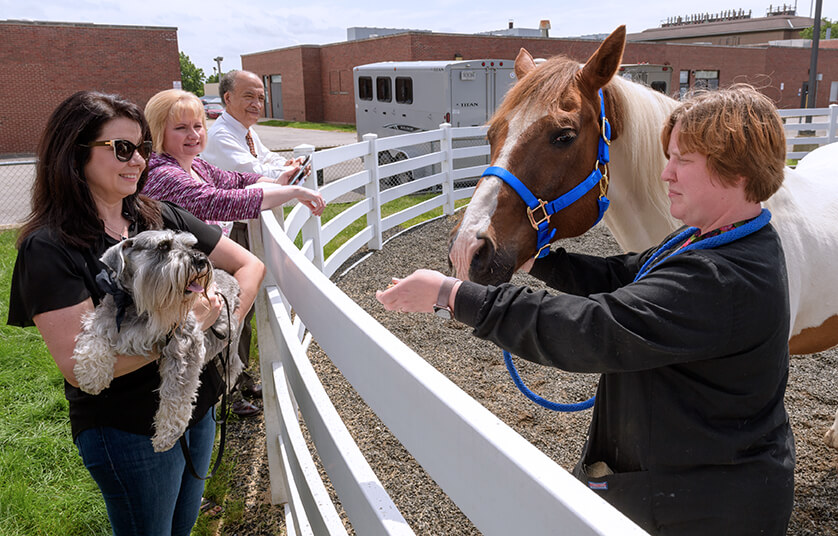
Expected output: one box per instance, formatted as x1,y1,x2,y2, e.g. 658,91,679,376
503,350,596,411
503,208,772,412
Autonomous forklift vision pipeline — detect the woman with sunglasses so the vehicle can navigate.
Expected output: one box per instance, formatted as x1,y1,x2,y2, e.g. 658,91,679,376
7,90,266,535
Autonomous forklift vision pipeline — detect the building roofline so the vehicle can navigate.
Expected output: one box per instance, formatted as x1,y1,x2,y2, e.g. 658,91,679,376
0,19,177,31
242,31,605,58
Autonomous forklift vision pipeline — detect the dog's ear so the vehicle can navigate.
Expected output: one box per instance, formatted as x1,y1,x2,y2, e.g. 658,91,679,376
100,239,131,277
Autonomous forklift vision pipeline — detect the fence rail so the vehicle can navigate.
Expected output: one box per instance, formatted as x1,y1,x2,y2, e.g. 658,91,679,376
778,104,838,160
251,124,649,535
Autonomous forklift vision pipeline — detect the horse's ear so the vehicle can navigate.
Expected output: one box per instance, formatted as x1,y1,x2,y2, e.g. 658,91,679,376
514,48,537,79
578,25,626,92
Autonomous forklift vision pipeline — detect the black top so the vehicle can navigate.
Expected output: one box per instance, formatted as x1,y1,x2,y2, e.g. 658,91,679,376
453,225,795,535
8,202,223,440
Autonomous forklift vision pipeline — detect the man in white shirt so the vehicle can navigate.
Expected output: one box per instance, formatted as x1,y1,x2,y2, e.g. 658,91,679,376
202,70,299,179
203,69,307,416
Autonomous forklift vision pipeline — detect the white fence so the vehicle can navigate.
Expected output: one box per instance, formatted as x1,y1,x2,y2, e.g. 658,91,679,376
249,106,838,535
779,104,838,160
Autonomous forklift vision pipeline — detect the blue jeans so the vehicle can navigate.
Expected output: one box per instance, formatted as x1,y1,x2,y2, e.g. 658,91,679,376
74,408,216,536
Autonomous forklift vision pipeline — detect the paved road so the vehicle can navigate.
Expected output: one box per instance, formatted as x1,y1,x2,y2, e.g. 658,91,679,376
205,119,357,151
249,122,358,151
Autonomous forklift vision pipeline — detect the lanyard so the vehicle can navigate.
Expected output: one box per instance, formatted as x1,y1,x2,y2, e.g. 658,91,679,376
634,208,771,282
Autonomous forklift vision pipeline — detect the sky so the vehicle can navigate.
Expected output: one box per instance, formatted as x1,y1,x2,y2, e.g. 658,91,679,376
2,0,835,75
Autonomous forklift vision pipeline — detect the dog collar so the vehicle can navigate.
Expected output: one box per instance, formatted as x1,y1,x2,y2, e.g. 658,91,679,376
95,269,133,331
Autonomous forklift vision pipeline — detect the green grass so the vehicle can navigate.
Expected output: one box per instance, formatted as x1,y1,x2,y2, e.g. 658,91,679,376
287,192,469,258
257,119,356,132
0,230,110,535
0,192,462,534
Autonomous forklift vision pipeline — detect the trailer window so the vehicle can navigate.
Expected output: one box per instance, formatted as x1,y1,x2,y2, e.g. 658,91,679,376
395,77,413,104
650,81,667,94
376,77,392,102
358,77,373,101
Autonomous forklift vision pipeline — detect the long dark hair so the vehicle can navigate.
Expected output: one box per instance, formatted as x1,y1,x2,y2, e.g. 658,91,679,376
18,91,163,248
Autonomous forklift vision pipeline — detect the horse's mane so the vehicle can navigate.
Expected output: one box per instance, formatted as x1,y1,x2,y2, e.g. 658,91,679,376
606,75,679,229
491,58,581,126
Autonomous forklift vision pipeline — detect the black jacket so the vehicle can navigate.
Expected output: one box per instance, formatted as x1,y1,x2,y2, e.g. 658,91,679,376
454,224,795,535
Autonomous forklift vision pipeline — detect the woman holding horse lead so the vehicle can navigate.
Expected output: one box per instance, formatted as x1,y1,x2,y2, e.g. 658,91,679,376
376,84,794,535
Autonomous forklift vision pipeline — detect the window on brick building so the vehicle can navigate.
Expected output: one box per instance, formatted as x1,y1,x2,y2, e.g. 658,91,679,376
694,70,719,90
395,77,413,104
358,76,373,101
330,71,340,95
340,70,351,94
679,70,690,98
376,77,392,102
331,70,351,95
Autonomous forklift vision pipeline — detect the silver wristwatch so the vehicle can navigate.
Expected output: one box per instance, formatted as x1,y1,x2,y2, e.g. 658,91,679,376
433,277,458,320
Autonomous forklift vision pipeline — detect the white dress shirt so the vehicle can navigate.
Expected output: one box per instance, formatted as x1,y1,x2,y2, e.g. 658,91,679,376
202,112,292,179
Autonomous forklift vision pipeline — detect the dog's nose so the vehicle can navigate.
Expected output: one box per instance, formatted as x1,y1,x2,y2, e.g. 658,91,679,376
191,252,209,268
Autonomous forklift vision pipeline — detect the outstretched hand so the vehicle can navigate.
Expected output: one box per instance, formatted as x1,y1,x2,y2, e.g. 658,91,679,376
296,188,326,216
375,269,448,313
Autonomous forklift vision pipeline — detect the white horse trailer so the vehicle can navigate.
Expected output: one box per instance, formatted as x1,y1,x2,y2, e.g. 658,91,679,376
353,60,517,184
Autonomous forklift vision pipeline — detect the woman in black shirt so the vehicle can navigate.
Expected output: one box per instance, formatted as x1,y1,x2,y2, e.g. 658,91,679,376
8,91,265,535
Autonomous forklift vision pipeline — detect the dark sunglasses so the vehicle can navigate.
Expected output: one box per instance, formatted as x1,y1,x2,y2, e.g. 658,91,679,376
81,139,153,162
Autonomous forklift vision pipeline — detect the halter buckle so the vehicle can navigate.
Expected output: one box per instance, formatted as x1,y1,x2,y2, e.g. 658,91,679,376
527,200,550,229
601,118,612,146
598,161,609,196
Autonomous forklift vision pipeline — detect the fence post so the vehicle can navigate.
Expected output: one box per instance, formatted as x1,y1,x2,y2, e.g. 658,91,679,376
363,133,383,250
296,143,325,271
828,104,838,144
439,123,455,216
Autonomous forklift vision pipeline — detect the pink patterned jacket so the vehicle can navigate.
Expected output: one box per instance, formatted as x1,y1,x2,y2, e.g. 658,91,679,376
144,152,264,234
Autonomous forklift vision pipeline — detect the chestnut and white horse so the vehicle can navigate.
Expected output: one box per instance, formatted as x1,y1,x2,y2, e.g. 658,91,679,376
448,25,838,448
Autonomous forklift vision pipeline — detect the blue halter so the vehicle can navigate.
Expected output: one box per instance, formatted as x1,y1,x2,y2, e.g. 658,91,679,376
481,88,612,259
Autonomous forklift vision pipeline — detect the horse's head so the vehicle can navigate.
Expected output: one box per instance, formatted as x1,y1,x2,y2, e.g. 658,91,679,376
449,26,627,284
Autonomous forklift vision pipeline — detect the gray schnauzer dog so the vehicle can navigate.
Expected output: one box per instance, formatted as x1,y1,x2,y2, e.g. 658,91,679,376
72,230,243,452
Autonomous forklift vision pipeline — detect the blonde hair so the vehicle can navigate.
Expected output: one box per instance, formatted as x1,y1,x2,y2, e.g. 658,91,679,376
144,89,206,154
661,84,785,202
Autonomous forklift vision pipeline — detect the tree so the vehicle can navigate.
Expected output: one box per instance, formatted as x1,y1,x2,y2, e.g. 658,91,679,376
801,17,838,40
179,52,205,96
206,72,220,84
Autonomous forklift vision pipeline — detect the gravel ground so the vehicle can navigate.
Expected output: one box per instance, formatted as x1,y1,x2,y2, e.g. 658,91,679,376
224,214,838,535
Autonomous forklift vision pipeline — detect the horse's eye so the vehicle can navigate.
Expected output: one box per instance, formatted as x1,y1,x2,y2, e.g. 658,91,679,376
551,129,576,146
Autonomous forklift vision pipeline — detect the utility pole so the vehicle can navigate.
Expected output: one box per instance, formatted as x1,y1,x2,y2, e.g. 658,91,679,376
213,56,224,79
806,0,822,107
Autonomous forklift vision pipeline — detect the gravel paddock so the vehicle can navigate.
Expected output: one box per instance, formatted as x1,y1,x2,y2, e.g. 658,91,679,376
227,214,837,535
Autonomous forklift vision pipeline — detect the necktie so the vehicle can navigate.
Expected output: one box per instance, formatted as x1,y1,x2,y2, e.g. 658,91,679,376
245,131,258,158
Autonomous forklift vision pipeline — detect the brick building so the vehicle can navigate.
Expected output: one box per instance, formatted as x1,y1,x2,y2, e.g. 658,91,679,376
242,15,837,126
0,20,181,156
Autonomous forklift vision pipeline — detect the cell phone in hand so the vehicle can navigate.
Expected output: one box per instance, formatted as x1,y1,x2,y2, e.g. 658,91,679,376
288,155,311,185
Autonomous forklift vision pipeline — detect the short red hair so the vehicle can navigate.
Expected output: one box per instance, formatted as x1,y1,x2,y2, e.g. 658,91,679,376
662,84,785,202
